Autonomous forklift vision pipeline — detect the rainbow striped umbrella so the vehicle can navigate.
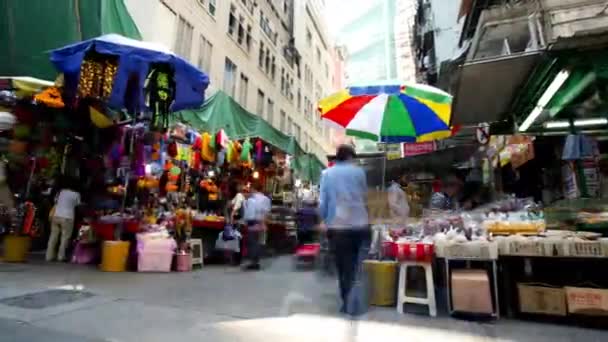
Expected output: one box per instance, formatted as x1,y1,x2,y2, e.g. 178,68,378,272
318,83,453,143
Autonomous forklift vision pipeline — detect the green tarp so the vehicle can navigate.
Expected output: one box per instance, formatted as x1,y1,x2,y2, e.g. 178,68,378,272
0,0,141,80
174,91,325,182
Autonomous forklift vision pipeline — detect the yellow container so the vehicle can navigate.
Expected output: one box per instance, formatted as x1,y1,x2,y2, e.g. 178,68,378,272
2,235,31,262
363,260,398,306
100,241,130,272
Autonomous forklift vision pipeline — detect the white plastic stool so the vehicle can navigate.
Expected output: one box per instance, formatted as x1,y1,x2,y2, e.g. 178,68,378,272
397,261,437,317
189,239,203,267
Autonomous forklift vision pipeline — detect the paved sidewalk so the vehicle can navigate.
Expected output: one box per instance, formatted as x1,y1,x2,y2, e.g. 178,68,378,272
0,257,606,341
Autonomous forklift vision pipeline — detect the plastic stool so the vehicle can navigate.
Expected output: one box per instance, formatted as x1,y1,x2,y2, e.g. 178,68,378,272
189,239,203,267
397,261,436,317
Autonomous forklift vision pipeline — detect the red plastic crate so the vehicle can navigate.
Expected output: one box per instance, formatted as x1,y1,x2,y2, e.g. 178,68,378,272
383,241,434,262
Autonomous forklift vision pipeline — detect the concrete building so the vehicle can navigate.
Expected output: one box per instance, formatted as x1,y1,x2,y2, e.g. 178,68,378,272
394,0,417,82
413,0,464,86
124,0,335,160
335,0,398,84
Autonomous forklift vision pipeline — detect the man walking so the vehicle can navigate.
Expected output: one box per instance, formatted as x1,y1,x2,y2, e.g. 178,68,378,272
242,182,271,271
319,144,370,316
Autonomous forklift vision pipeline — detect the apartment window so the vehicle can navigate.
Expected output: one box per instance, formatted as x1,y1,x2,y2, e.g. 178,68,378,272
208,0,216,15
239,73,249,105
280,68,286,95
297,89,301,110
306,28,312,47
294,124,301,143
258,43,265,68
267,99,275,125
303,133,309,151
260,12,277,44
174,16,194,60
271,56,276,80
257,89,265,118
324,62,329,78
316,47,321,64
197,35,213,72
287,117,293,135
246,25,252,51
228,4,237,36
237,16,245,45
280,110,286,132
223,58,238,97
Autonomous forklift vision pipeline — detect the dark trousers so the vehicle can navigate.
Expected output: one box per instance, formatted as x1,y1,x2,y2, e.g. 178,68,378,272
329,228,370,314
246,221,262,265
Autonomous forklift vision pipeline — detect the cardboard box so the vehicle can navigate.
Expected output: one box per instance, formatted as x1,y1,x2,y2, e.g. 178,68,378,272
517,284,566,316
566,287,608,316
451,269,493,314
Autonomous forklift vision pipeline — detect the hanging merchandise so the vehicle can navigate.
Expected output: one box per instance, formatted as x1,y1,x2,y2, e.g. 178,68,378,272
230,140,242,165
255,138,263,164
201,132,215,162
216,129,229,150
150,67,175,132
191,135,202,170
34,86,65,108
77,55,118,100
241,138,253,163
226,141,233,164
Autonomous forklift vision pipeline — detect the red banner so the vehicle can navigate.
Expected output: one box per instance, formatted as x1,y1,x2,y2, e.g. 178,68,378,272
403,141,436,157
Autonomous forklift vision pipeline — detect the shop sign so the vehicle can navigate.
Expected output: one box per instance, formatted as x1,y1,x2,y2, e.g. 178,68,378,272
377,143,404,160
403,141,436,157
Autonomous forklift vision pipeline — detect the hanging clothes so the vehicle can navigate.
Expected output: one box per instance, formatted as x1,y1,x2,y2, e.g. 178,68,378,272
191,136,202,170
255,139,263,164
230,141,242,165
201,132,215,162
226,141,234,164
241,138,253,163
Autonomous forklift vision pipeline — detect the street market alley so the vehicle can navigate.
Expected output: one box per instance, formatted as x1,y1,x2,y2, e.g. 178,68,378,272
0,256,606,342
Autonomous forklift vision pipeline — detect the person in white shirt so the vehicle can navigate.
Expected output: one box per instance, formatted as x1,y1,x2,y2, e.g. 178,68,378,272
388,175,410,223
242,182,271,270
46,183,81,261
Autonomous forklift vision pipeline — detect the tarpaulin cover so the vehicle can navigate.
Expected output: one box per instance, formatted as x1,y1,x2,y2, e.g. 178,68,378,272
291,153,326,184
174,91,325,182
0,0,142,80
51,34,210,112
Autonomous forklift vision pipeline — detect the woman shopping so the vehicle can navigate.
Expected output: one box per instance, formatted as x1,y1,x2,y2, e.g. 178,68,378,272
46,180,81,262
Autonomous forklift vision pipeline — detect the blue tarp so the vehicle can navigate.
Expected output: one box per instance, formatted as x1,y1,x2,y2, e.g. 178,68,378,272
50,34,209,112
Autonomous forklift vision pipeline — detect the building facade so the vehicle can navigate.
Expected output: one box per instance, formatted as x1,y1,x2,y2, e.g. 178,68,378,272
124,0,336,161
394,0,417,82
335,0,398,84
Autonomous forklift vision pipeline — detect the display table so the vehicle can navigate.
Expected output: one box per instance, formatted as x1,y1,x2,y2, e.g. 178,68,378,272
191,219,226,262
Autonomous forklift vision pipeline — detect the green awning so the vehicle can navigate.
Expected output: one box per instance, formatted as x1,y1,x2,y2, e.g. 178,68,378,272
0,0,141,80
292,153,326,184
512,50,608,130
174,91,303,156
174,91,325,182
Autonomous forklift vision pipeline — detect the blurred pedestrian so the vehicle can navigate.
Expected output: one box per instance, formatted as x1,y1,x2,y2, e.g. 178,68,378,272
319,144,370,316
242,181,271,271
388,174,410,223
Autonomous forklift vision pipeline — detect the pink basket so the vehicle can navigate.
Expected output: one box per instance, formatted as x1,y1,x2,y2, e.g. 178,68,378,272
137,251,173,272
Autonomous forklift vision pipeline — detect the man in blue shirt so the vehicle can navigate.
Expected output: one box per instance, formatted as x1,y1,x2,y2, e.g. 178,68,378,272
242,182,271,271
319,144,370,315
